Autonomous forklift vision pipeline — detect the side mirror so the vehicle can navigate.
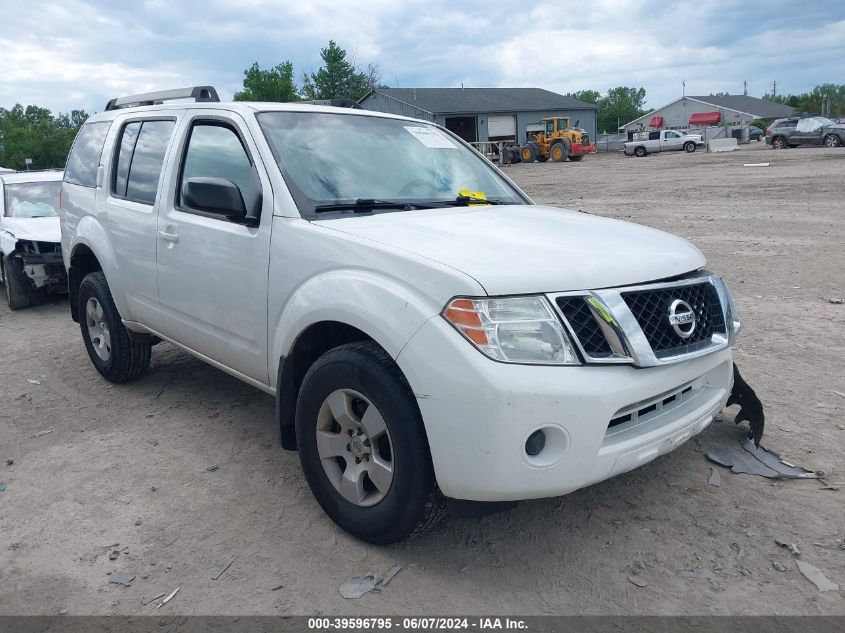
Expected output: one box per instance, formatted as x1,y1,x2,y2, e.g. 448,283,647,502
181,177,248,220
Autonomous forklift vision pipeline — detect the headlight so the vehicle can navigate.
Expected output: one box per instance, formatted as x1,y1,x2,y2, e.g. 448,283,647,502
442,296,580,365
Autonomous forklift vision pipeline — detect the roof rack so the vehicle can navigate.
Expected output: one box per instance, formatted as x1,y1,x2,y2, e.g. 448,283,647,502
105,86,220,111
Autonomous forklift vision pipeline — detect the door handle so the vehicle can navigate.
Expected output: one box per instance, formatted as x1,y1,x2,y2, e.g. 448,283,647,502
158,230,179,243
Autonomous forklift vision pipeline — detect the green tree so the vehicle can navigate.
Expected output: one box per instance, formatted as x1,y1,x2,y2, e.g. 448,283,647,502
0,104,88,170
567,90,601,105
764,83,845,116
233,61,299,102
301,40,381,101
597,86,648,133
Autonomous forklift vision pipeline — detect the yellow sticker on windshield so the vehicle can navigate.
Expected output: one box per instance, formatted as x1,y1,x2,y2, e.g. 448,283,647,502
457,189,489,205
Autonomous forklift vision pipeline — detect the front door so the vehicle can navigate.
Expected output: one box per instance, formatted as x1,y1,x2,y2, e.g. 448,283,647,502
156,111,273,384
662,130,684,150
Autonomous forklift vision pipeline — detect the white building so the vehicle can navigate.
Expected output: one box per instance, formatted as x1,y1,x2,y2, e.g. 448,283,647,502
622,95,795,142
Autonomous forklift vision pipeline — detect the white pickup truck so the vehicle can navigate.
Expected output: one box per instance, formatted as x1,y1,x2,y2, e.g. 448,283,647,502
624,130,704,157
61,86,743,544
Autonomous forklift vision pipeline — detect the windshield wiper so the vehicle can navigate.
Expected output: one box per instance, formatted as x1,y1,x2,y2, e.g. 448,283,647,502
314,199,438,214
446,195,507,206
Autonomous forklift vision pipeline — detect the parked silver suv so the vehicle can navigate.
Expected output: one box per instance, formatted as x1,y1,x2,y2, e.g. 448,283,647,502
765,116,845,149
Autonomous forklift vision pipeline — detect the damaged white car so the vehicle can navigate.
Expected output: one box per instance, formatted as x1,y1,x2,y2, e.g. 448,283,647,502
0,170,67,309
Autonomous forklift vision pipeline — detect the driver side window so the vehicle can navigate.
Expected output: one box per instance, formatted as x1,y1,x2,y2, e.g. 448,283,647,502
179,122,258,211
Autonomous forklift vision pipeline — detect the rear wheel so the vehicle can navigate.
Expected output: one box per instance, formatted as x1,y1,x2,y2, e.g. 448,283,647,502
569,154,584,162
2,253,32,310
78,272,151,382
772,136,787,149
550,143,567,162
520,143,537,163
684,141,696,153
634,146,647,157
295,341,444,544
824,134,841,148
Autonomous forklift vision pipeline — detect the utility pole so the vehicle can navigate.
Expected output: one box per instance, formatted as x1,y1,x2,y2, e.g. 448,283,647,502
743,80,747,96
771,80,777,98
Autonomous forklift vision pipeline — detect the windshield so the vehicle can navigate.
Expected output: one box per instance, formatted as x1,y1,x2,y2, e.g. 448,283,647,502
3,181,61,218
257,112,526,217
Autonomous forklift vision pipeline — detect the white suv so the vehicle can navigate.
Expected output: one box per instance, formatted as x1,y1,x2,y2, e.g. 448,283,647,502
61,86,741,543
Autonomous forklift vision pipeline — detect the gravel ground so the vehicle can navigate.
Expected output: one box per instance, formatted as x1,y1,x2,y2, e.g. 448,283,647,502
1,143,843,616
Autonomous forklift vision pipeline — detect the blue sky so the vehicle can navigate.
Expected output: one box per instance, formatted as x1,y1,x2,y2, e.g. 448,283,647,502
1,0,843,115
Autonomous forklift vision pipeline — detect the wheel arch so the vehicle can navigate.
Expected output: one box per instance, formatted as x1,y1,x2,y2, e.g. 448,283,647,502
68,243,104,322
276,320,429,452
270,270,451,451
66,216,121,322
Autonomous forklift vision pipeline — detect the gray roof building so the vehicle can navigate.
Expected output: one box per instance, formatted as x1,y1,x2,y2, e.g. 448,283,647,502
358,87,598,144
688,95,794,120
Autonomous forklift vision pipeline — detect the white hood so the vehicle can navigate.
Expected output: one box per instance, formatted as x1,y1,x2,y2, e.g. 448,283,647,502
0,217,61,254
316,205,705,295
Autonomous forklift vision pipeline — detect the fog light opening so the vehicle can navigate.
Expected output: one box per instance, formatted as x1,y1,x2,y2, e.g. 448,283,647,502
525,429,546,456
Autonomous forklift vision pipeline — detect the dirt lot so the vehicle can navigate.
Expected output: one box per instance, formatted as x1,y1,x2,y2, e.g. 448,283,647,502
1,144,843,616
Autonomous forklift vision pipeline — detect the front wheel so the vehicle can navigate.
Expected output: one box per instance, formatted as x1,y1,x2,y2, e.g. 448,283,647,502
684,141,696,153
295,341,445,544
3,253,32,310
824,135,841,148
550,143,567,162
78,271,151,382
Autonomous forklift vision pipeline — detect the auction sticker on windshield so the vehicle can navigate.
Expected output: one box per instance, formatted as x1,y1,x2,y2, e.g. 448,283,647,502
404,126,457,149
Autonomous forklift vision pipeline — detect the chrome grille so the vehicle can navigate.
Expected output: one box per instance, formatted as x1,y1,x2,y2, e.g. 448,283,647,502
621,283,726,358
555,296,612,357
549,276,734,368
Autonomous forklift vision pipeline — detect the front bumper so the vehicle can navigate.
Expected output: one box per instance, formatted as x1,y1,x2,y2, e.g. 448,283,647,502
397,317,732,501
571,142,596,155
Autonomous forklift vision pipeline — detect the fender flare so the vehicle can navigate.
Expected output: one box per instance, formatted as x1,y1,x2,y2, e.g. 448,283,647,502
67,216,127,315
270,269,444,386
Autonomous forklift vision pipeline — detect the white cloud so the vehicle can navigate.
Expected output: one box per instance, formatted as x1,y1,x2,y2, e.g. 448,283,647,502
0,0,842,114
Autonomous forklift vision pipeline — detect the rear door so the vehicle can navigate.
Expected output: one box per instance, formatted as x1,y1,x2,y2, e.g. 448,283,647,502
155,110,273,384
100,114,178,331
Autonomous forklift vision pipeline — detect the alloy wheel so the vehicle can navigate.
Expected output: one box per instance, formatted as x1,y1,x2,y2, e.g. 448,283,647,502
315,388,394,507
85,297,111,361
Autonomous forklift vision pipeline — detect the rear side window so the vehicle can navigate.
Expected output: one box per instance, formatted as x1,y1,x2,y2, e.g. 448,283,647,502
112,120,175,205
64,121,111,187
178,123,257,208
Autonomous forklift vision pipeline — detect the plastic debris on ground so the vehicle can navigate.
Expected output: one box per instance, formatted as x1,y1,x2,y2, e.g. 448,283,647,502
708,467,721,487
339,564,410,599
109,572,135,587
210,556,236,580
156,586,180,608
796,560,839,592
775,538,801,556
706,437,822,479
627,576,648,588
0,483,6,493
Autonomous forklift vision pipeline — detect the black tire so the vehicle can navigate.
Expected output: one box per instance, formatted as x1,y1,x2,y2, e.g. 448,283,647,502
520,143,537,163
824,134,841,148
550,142,567,162
78,271,151,383
3,253,32,310
634,146,647,157
771,136,787,150
684,141,696,153
295,341,445,544
569,154,584,162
